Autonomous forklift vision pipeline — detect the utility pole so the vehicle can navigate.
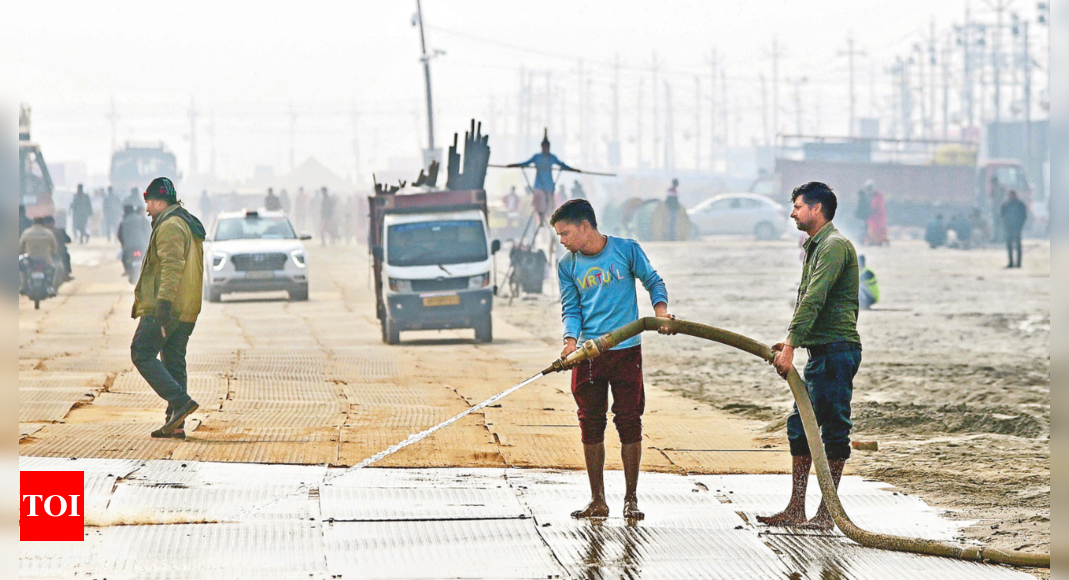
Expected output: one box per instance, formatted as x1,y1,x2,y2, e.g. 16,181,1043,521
838,33,866,135
613,55,620,147
208,113,216,180
414,0,438,158
188,95,198,177
526,69,534,152
545,70,553,142
664,81,675,172
989,0,1010,157
1022,19,1032,179
767,38,783,144
105,97,119,153
913,42,928,138
898,58,913,140
694,76,701,171
720,71,729,154
942,36,952,139
517,68,526,153
288,100,297,171
350,103,361,184
651,52,659,170
636,78,644,169
578,59,587,166
789,77,807,135
760,74,770,146
929,18,938,137
708,48,718,169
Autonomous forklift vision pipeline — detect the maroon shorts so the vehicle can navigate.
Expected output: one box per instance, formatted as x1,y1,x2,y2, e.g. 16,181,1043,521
570,345,645,445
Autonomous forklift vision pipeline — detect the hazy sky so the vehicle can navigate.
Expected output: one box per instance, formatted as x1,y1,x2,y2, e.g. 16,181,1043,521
19,0,1048,186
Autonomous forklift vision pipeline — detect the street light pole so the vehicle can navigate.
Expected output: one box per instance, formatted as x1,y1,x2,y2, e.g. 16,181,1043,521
415,0,436,154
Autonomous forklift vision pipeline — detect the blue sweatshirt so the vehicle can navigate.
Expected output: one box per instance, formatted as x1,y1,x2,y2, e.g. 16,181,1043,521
558,236,668,350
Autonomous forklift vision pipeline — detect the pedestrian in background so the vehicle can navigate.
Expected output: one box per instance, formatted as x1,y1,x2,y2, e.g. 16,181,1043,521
104,186,122,241
761,181,862,531
319,187,337,246
124,186,145,214
70,184,93,244
1000,190,1027,268
199,190,213,224
264,187,282,211
130,177,205,439
924,214,947,248
280,189,291,214
865,185,888,246
295,187,309,233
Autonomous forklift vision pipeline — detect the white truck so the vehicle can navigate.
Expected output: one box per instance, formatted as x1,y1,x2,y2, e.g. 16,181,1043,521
370,189,500,345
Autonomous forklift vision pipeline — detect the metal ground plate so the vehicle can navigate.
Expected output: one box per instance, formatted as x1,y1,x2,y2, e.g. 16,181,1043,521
19,458,1036,579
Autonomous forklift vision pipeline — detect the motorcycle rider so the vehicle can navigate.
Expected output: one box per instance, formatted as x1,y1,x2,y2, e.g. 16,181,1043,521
18,216,60,294
117,204,151,277
43,215,73,283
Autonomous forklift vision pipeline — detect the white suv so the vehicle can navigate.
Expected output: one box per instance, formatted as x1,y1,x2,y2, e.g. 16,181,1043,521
203,210,310,302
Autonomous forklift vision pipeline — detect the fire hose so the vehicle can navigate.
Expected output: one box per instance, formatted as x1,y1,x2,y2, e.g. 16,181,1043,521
541,317,1050,569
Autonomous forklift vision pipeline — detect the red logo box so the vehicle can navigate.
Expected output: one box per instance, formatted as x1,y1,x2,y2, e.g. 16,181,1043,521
20,471,85,541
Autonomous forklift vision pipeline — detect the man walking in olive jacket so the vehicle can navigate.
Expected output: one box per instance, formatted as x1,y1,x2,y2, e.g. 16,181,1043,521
131,177,206,438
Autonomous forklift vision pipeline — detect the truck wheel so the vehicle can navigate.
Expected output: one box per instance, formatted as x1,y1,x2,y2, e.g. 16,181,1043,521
754,222,776,241
384,318,401,345
474,316,493,343
206,286,222,303
288,285,309,301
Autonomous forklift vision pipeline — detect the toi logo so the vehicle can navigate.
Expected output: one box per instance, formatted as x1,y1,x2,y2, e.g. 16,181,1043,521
20,471,85,541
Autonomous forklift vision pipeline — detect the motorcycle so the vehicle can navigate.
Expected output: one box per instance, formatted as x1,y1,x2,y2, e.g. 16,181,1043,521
125,249,143,284
19,255,56,310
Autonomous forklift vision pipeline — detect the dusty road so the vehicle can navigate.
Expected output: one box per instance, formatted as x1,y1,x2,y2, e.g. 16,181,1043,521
19,235,1048,575
18,241,783,477
500,235,1050,565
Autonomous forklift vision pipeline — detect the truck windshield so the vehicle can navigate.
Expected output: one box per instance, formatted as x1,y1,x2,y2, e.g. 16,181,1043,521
214,217,296,241
387,220,488,267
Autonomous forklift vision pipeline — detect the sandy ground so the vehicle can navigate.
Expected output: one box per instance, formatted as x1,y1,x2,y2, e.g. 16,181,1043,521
497,234,1049,573
18,234,1048,576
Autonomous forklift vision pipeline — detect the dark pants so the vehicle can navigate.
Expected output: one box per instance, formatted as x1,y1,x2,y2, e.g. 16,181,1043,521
131,316,195,415
786,343,862,461
1005,228,1022,267
570,346,645,445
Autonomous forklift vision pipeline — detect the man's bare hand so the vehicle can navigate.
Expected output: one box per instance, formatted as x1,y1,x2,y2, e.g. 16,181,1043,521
771,343,794,378
654,303,676,335
561,338,578,359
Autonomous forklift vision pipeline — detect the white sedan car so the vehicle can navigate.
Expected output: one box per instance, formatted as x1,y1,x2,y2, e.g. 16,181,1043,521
203,210,311,302
687,193,790,240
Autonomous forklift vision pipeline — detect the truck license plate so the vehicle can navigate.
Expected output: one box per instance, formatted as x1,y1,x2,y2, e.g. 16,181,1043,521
423,294,460,307
246,271,273,280
30,272,45,279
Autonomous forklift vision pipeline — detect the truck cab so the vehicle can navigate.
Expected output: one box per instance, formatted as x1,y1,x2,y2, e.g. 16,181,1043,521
371,189,500,345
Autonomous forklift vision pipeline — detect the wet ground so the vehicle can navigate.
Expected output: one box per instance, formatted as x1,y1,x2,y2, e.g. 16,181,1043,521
20,457,1036,579
18,237,1048,578
499,234,1049,576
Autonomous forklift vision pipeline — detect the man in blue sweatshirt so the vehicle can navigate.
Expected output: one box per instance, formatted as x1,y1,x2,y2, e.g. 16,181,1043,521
552,199,672,520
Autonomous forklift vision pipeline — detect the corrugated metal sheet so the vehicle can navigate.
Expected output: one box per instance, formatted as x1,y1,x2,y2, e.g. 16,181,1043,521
18,459,1037,580
323,519,564,579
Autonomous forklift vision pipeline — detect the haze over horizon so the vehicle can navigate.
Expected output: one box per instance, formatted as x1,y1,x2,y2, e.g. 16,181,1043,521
19,0,1050,186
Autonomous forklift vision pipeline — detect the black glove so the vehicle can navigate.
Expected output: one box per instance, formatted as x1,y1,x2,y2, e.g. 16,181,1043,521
156,300,173,327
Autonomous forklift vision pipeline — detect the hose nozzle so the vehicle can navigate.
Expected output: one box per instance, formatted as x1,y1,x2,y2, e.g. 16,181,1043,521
542,338,604,374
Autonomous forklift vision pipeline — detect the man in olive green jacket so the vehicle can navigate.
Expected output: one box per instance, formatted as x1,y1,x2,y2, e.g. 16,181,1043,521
131,177,206,438
759,181,862,531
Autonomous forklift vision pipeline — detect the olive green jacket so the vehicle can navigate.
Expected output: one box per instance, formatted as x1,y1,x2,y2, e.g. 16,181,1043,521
786,222,861,348
132,205,205,323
